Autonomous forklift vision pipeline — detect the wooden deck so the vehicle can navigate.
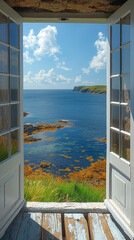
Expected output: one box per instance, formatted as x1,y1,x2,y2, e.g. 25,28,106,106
1,203,130,240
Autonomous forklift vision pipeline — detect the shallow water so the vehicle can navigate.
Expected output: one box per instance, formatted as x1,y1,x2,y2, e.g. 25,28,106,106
24,89,106,176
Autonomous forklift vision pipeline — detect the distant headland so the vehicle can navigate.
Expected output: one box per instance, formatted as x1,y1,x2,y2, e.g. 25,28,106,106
73,85,106,94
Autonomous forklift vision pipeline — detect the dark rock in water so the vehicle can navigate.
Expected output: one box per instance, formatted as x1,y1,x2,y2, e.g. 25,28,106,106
24,112,30,117
40,162,50,168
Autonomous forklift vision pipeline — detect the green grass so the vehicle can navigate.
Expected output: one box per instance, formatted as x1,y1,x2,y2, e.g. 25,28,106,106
24,177,106,202
73,85,106,94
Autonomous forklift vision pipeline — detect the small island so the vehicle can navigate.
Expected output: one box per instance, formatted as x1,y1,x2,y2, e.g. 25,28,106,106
73,85,106,94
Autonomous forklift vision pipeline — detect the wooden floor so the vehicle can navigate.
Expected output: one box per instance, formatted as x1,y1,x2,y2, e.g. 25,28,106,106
1,211,130,240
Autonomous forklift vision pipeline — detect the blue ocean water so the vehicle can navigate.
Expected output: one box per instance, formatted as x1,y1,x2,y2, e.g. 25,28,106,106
24,89,106,176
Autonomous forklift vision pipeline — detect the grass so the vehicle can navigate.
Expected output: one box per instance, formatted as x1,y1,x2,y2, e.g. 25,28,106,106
24,177,106,202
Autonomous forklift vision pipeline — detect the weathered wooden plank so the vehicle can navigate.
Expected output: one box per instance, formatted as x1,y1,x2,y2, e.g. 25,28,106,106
23,202,108,213
42,213,63,240
17,212,42,240
99,214,114,240
1,212,23,240
64,213,90,240
88,213,109,240
105,214,129,240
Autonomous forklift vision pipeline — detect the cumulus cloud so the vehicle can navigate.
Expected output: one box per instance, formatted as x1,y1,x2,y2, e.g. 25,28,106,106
57,61,72,71
23,29,36,49
82,32,107,74
75,75,82,83
23,25,60,63
23,51,34,64
24,69,71,86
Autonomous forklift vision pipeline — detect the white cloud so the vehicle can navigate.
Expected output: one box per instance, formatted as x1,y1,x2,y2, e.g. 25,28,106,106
75,75,82,83
23,51,34,64
23,26,60,64
23,29,37,49
82,67,90,74
24,71,33,84
82,32,107,74
57,61,72,71
34,25,59,58
24,69,71,87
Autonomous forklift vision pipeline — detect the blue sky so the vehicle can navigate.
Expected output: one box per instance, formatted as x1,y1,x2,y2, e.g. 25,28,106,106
23,23,106,89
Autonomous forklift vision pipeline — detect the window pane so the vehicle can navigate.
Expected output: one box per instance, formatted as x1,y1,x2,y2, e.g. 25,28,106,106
0,44,8,74
111,130,119,155
0,12,8,44
122,76,130,103
11,130,19,156
122,45,130,75
10,21,19,49
0,105,9,132
0,75,9,102
121,134,130,161
121,105,130,133
10,49,19,75
112,22,120,50
10,77,19,101
111,77,120,102
122,14,130,45
111,104,119,129
112,50,120,75
0,134,8,163
11,104,19,128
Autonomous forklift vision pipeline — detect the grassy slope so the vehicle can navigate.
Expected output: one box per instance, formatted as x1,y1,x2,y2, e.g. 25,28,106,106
73,85,106,94
24,177,106,202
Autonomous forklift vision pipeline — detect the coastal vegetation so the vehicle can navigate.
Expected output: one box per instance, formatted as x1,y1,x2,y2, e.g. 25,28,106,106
73,85,106,94
24,112,106,202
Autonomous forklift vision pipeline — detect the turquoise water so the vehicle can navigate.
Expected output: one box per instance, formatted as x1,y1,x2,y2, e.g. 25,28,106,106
24,89,106,176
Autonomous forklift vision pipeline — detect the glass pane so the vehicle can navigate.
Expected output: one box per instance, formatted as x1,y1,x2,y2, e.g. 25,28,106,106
122,14,130,45
11,130,19,156
121,134,130,161
0,134,8,163
112,22,120,50
111,104,119,129
10,77,19,101
0,75,9,102
0,12,8,44
10,21,19,48
11,104,19,128
0,44,8,74
121,105,130,133
111,77,120,102
112,50,120,75
122,45,130,75
10,49,19,75
122,76,130,103
111,130,119,155
0,105,9,132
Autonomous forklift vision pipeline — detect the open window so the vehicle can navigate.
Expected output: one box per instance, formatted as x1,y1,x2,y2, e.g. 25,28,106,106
0,1,24,238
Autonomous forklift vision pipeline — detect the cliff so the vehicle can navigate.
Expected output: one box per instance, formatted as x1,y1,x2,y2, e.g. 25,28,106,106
73,85,106,94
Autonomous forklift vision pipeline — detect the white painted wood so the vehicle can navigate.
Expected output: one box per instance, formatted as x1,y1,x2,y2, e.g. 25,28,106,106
22,202,109,213
106,0,134,238
42,213,63,240
64,213,89,240
0,1,24,238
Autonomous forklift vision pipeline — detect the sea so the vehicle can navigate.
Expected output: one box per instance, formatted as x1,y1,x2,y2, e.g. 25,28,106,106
24,89,106,177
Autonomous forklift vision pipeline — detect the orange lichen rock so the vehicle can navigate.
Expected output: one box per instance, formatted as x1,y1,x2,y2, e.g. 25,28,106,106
86,156,94,162
68,159,106,186
24,136,42,144
80,156,84,158
57,120,71,124
80,146,84,148
40,161,50,168
82,150,85,152
28,152,32,154
60,154,72,159
24,160,29,162
98,137,107,143
50,154,55,156
24,165,33,176
52,164,56,167
58,167,71,172
65,137,69,139
74,160,80,162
